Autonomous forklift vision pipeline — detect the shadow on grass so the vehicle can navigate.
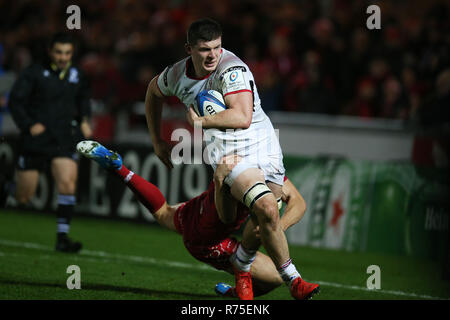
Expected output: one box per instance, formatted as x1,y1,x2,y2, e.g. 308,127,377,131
0,279,219,299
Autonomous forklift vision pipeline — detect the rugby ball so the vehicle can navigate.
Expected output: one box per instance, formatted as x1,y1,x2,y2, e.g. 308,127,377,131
194,90,226,116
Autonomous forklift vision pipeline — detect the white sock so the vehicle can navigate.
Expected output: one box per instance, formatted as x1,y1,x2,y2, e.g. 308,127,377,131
231,243,257,272
277,259,301,287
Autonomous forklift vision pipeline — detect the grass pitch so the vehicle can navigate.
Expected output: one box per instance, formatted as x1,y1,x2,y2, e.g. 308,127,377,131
0,209,449,300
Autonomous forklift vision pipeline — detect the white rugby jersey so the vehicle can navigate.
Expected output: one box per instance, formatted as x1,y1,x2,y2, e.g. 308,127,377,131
156,48,283,170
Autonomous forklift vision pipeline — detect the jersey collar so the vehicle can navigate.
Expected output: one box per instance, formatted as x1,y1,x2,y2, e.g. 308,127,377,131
50,62,72,80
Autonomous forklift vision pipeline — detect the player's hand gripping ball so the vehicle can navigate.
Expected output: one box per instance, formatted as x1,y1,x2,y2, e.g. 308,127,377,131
194,90,227,116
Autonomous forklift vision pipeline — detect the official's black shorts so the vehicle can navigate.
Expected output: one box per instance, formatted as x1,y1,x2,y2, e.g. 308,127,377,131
16,151,79,171
16,130,81,171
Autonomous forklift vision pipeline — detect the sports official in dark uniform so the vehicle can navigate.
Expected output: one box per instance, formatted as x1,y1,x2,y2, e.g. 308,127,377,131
8,33,92,253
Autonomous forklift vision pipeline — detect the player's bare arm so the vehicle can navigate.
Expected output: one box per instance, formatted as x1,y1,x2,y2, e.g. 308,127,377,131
245,178,306,239
187,91,253,130
145,75,173,169
279,179,307,232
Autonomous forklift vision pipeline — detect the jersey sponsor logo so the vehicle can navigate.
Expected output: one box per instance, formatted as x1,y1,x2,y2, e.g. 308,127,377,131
222,68,247,92
229,71,238,82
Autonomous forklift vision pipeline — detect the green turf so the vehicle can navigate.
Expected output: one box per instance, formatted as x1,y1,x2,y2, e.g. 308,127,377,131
0,209,449,300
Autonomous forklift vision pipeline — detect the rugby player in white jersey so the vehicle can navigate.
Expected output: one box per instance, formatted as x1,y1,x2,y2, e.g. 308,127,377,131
144,18,318,300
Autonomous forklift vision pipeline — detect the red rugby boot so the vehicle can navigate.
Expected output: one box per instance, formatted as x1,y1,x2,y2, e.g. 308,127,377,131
232,266,253,300
290,277,320,300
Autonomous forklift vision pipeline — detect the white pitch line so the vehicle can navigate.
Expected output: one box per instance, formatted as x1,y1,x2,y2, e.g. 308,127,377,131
0,239,215,272
0,239,447,300
314,280,445,300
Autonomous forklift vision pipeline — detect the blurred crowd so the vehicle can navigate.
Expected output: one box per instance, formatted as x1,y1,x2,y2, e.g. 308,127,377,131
0,0,449,128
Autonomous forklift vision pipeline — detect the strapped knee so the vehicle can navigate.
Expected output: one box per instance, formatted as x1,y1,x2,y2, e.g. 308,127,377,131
243,182,272,209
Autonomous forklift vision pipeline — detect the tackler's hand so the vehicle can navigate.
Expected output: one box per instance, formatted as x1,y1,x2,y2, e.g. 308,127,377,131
214,154,242,188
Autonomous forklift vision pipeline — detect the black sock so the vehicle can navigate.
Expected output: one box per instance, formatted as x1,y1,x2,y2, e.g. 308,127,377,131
56,194,76,239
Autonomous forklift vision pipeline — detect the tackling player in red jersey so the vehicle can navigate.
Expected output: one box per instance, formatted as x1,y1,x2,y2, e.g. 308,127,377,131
77,140,320,300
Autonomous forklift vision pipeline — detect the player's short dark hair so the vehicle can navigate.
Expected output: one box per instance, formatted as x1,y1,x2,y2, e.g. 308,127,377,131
187,18,222,46
49,32,75,49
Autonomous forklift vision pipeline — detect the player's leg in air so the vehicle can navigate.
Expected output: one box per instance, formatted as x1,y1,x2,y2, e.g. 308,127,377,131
76,141,177,231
